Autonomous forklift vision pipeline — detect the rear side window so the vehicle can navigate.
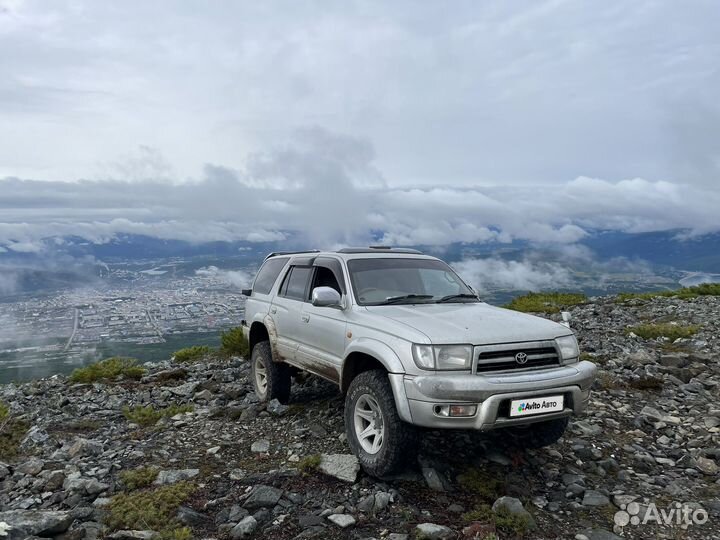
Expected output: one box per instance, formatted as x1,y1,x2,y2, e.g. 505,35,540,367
252,257,289,295
280,266,313,301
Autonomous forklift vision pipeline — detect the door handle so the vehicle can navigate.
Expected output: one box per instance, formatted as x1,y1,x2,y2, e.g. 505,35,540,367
270,307,277,314
301,314,310,323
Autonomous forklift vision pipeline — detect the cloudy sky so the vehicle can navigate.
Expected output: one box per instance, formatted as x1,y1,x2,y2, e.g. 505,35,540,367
1,0,720,251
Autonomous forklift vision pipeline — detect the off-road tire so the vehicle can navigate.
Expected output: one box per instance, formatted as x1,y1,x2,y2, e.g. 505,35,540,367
251,340,291,404
344,369,417,477
502,416,569,449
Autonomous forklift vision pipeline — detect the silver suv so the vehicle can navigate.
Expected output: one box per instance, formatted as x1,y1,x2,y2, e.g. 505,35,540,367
241,247,597,476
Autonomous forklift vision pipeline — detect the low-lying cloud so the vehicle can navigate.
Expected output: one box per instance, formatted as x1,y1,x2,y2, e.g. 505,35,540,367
1,128,719,254
195,266,252,289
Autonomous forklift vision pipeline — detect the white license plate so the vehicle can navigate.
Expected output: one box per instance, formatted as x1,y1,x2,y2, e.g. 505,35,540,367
510,395,564,417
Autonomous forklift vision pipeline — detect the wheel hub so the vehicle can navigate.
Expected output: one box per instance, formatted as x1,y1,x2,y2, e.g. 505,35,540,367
353,393,384,454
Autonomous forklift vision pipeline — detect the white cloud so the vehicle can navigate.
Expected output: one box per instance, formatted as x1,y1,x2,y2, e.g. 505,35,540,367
1,1,719,187
1,127,719,250
454,258,573,293
195,266,252,289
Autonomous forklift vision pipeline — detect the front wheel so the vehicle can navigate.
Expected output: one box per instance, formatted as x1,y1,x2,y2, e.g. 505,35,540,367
251,341,291,404
344,370,417,477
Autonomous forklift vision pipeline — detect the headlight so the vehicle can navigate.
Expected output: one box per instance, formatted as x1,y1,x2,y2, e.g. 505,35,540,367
412,344,472,370
555,335,579,364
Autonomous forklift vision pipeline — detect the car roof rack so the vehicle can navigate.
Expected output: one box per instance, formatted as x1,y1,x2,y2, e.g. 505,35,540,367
264,250,320,260
336,246,424,254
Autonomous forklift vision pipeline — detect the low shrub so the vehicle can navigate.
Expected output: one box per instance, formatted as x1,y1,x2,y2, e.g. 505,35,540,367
628,376,664,391
627,323,699,341
70,357,146,383
461,504,531,536
0,402,29,461
123,403,194,427
120,467,159,490
173,345,212,363
457,468,504,500
298,454,322,473
617,283,720,302
104,482,195,536
220,326,249,358
504,292,587,314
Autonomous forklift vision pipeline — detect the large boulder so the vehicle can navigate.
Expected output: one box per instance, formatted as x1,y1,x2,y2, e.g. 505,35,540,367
0,510,74,538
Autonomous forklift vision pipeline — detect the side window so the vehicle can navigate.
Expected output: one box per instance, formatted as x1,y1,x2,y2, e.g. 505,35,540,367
311,266,342,295
280,266,313,301
253,257,289,295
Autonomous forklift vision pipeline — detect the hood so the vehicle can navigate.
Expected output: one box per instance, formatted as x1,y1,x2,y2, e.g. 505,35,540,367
364,302,572,344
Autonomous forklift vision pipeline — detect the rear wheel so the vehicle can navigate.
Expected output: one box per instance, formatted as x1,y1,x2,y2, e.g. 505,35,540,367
502,416,569,449
344,369,417,477
251,341,291,404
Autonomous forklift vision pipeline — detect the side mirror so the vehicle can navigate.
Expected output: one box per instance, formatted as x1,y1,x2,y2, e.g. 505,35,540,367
561,311,572,327
311,286,342,308
241,289,252,296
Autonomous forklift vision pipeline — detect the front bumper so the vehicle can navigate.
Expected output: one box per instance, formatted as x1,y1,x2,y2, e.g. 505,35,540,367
389,360,597,430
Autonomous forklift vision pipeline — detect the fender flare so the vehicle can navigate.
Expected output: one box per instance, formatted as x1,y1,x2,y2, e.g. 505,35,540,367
343,338,413,423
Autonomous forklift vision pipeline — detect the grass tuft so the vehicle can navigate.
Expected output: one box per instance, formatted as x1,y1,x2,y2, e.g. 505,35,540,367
462,504,531,536
0,402,29,461
628,376,664,391
627,323,699,341
120,467,159,490
123,403,194,427
617,283,720,302
173,345,212,363
457,468,504,500
104,481,195,535
504,292,587,313
70,357,146,383
298,454,322,474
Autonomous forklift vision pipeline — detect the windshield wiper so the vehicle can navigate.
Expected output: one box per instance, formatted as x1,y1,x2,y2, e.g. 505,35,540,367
436,293,479,303
377,294,434,305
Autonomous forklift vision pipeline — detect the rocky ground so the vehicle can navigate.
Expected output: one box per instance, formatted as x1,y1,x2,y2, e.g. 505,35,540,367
1,294,719,540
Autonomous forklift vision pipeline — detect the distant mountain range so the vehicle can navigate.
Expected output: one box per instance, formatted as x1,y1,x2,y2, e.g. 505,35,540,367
1,230,719,297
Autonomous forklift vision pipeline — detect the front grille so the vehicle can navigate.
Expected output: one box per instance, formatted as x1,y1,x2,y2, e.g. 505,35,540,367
475,344,559,373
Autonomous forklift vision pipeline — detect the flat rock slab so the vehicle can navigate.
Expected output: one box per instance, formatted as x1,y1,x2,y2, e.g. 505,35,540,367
0,510,74,537
328,513,356,528
415,522,454,539
154,469,199,485
582,490,611,507
242,485,283,510
319,454,360,483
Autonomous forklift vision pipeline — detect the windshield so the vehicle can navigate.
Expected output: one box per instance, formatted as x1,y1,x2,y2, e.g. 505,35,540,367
347,258,478,305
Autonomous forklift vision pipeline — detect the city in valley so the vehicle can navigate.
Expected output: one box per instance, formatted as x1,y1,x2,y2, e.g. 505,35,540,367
0,260,252,383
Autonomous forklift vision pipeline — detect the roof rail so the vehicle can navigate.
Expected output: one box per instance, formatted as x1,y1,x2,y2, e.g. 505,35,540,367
264,250,320,260
336,247,424,254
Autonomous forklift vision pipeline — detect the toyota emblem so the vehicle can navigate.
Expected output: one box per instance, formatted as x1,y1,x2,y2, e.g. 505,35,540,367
515,352,528,364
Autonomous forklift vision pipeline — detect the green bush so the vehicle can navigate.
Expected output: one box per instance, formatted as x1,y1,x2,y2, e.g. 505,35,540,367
504,292,587,313
298,454,322,473
104,482,195,534
617,283,720,302
0,401,29,461
70,357,146,383
173,345,212,363
120,467,159,490
123,403,194,427
461,504,531,536
220,326,249,358
627,323,699,341
457,468,504,500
